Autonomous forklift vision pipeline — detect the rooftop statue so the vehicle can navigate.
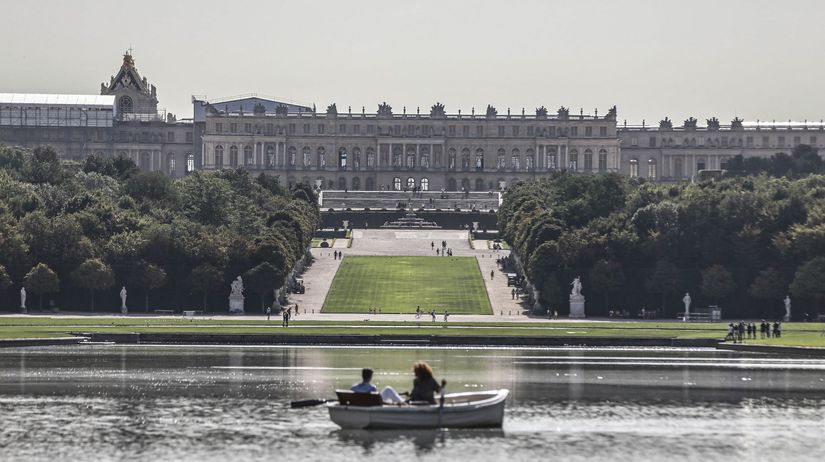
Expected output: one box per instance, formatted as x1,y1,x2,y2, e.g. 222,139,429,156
535,106,548,118
377,102,393,118
605,105,617,121
326,103,338,116
430,102,446,118
706,117,720,130
557,106,569,120
253,102,266,115
486,105,498,118
683,117,698,130
659,117,673,130
275,104,288,116
731,117,744,130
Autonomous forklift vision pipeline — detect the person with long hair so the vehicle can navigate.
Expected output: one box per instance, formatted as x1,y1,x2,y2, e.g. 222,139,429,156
409,362,442,404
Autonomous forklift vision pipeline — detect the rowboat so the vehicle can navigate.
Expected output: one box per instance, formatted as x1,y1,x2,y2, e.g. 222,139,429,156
327,389,509,429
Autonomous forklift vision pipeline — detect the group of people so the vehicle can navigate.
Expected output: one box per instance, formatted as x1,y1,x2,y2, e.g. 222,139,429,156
431,240,453,257
281,305,299,327
726,320,782,342
414,306,449,322
352,362,444,405
332,250,343,260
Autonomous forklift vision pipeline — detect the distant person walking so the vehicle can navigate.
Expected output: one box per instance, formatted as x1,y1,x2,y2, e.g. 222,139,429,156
511,288,516,300
266,306,271,321
431,309,436,322
294,303,299,316
490,270,495,280
431,241,434,250
416,306,421,319
282,309,290,327
444,310,449,322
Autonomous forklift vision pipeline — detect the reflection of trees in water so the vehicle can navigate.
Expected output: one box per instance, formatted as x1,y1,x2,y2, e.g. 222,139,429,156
333,428,505,454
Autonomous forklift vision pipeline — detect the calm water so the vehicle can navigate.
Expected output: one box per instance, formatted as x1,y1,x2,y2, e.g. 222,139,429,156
1,345,824,461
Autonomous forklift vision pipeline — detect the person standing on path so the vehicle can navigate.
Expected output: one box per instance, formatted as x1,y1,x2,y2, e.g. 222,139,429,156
490,270,494,280
266,306,271,321
294,303,299,316
444,310,449,322
431,309,436,322
431,241,434,250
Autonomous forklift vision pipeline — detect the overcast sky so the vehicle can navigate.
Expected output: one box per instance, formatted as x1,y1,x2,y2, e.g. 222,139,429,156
2,0,824,125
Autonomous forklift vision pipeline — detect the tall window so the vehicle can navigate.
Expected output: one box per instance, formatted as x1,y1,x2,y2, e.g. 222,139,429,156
598,149,607,172
393,177,402,191
288,147,296,166
407,177,415,189
629,158,638,177
229,145,239,167
584,149,593,171
545,148,557,170
420,178,429,191
525,154,533,171
352,147,361,169
461,149,470,169
406,151,415,168
497,149,506,169
317,147,326,168
448,149,456,170
568,149,578,171
338,148,347,168
244,145,253,166
302,147,311,167
266,145,275,166
475,149,484,170
697,157,706,171
167,154,176,176
647,158,657,179
366,148,375,167
186,153,194,173
215,145,224,168
674,157,684,179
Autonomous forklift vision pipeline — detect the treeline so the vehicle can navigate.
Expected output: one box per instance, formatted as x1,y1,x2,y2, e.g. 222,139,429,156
726,144,824,178
499,168,825,319
0,145,319,312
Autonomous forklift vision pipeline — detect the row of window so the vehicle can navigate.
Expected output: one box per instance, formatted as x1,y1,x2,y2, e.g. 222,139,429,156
211,144,610,172
630,135,820,149
304,176,517,192
212,121,611,139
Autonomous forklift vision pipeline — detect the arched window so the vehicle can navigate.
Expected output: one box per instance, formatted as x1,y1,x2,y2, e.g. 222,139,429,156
647,158,657,179
525,152,534,171
448,148,457,170
392,147,403,167
568,149,578,171
407,177,416,189
545,147,557,170
420,147,430,168
167,153,176,176
352,147,361,169
338,177,347,189
406,149,416,168
351,177,361,190
119,96,133,114
244,145,253,166
338,147,347,168
674,157,684,179
288,146,297,166
366,148,375,168
266,145,275,167
511,149,520,170
365,177,375,191
461,148,470,169
598,149,608,172
584,149,593,171
497,148,506,169
475,148,484,170
474,178,484,191
302,147,311,167
317,147,326,168
420,178,429,191
629,158,638,177
186,153,194,173
461,178,470,191
447,178,457,191
214,145,224,168
393,177,402,191
229,145,239,167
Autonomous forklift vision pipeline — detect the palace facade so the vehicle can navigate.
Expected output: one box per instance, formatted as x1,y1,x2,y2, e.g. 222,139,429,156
2,52,824,189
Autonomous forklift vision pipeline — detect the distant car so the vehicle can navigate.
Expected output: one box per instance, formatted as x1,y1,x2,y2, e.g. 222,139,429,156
293,278,305,294
506,273,518,286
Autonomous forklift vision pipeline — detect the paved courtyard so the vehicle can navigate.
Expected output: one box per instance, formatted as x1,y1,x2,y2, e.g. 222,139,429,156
288,229,531,319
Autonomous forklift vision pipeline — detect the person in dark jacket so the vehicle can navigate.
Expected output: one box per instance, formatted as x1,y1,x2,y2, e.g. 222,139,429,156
409,362,442,404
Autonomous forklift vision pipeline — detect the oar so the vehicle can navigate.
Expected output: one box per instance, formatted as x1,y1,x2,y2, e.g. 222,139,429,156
290,398,333,408
437,379,447,427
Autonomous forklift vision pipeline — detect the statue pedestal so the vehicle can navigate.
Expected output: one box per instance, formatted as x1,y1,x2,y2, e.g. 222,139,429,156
783,313,791,322
569,296,586,318
229,295,245,314
121,306,128,315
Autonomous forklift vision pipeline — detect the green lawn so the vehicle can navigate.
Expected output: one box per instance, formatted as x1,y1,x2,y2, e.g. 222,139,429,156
322,256,492,314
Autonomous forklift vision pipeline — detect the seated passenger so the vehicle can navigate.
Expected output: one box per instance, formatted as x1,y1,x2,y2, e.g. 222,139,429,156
351,368,377,393
409,361,441,404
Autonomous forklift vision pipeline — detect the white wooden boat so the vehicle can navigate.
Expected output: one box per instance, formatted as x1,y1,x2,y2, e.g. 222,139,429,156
328,389,509,429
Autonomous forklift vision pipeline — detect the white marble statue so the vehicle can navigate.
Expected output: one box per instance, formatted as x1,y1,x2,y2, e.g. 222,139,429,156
230,276,244,297
783,295,791,322
570,276,583,298
682,292,691,321
120,286,127,314
20,287,26,312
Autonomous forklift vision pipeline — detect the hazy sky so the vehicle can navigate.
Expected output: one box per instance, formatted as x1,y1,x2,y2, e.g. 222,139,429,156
2,0,824,125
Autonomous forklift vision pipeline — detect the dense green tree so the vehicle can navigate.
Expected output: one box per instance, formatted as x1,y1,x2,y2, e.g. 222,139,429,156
790,257,825,312
124,171,174,202
187,264,224,310
589,259,625,312
700,265,736,305
748,267,788,304
245,262,281,312
71,258,115,312
645,261,682,317
127,260,167,312
0,264,11,291
24,263,60,310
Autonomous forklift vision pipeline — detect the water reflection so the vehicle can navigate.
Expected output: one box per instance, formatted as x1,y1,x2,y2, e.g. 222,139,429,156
0,345,823,461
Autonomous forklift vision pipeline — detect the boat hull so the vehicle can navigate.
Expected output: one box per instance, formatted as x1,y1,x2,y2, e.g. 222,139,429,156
328,389,508,429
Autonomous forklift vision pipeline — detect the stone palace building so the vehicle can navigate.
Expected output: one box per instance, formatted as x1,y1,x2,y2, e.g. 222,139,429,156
2,52,824,189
